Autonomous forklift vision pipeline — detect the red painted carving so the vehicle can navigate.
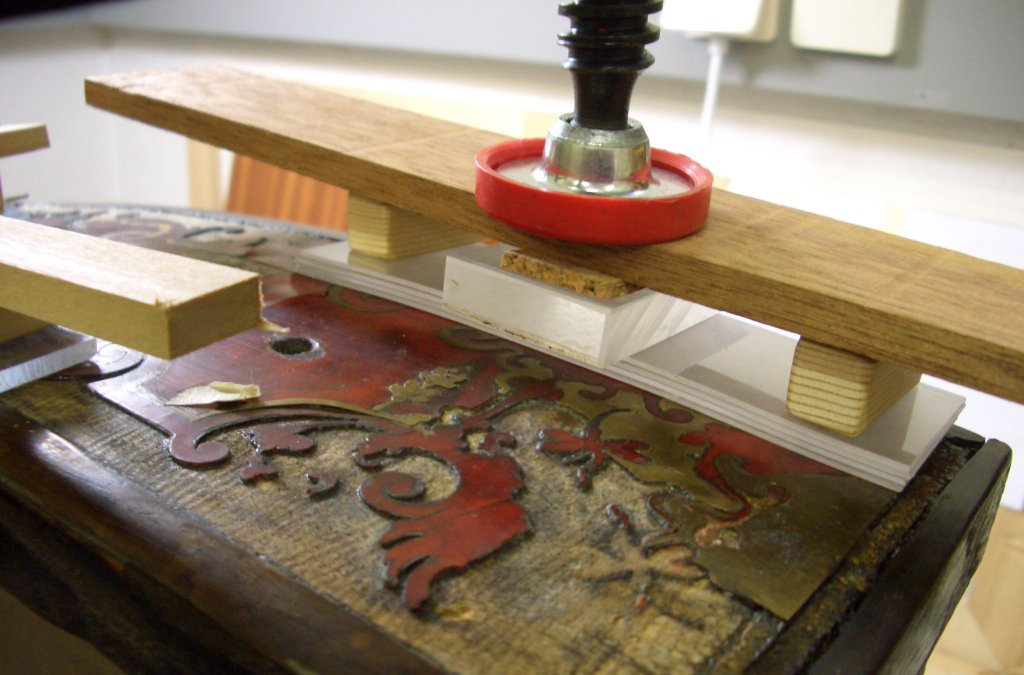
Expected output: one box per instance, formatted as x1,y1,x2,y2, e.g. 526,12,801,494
681,423,841,482
355,425,528,610
305,471,340,499
239,453,281,483
537,409,650,490
642,423,843,552
246,425,317,455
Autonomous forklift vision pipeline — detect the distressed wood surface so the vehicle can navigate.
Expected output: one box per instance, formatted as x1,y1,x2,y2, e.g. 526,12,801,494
0,215,262,359
0,403,440,675
807,435,1009,674
0,123,49,158
84,65,1024,403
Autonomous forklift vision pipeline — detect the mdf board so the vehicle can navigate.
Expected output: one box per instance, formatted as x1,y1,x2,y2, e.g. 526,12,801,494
84,66,1024,402
0,216,262,359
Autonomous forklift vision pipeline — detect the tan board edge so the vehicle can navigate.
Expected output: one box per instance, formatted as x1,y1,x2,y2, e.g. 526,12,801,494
0,215,262,359
0,124,49,159
348,194,482,259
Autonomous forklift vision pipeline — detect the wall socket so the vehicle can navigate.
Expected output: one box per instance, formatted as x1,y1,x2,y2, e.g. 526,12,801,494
659,0,779,42
790,0,904,57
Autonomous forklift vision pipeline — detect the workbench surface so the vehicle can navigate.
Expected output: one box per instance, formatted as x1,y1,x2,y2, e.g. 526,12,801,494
0,204,1010,674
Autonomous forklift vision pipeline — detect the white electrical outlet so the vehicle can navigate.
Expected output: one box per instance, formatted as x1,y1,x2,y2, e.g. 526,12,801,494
791,0,904,57
659,0,779,42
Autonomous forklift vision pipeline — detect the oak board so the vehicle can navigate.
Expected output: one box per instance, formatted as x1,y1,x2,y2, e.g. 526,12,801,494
0,215,262,359
84,66,1024,402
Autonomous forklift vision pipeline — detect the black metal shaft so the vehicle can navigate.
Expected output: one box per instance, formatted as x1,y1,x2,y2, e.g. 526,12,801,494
557,0,662,130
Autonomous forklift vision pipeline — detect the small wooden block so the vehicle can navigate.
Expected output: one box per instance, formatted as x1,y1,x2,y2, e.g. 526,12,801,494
0,309,50,344
787,338,922,436
0,216,263,359
499,250,639,300
0,123,50,214
347,194,482,259
0,124,49,159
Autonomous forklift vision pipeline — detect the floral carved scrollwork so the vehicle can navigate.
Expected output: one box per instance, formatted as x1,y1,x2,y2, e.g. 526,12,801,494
354,422,529,610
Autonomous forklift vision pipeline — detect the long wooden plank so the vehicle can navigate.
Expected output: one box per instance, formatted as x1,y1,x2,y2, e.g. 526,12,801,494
0,215,262,359
84,66,1024,402
0,123,49,158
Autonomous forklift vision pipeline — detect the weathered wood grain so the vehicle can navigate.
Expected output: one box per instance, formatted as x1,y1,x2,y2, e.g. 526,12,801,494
0,205,1008,673
808,436,1010,674
0,403,441,674
84,66,1024,402
0,215,262,359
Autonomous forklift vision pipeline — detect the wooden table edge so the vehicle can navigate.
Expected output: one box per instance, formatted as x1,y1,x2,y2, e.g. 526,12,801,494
0,403,443,675
808,434,1011,673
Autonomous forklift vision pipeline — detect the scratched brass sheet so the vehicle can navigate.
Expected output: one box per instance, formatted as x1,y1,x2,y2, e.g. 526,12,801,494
1,204,896,673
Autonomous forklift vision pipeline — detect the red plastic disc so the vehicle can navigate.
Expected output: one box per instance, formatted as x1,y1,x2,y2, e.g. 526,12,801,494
475,138,713,245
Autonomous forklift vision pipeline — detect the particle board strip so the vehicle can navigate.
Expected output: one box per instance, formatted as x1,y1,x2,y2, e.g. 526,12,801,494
85,65,1024,402
0,215,262,359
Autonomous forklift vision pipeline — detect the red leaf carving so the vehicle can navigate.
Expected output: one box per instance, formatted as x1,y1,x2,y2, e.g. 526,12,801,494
247,424,317,455
356,433,528,611
239,454,280,483
679,423,839,482
537,409,649,490
637,423,846,552
353,424,464,469
305,470,340,499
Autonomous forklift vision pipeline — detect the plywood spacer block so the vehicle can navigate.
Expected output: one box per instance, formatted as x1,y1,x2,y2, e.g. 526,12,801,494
348,194,482,259
786,338,921,436
499,250,639,300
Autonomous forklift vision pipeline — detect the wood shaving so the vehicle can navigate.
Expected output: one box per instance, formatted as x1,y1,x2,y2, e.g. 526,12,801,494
167,381,261,406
